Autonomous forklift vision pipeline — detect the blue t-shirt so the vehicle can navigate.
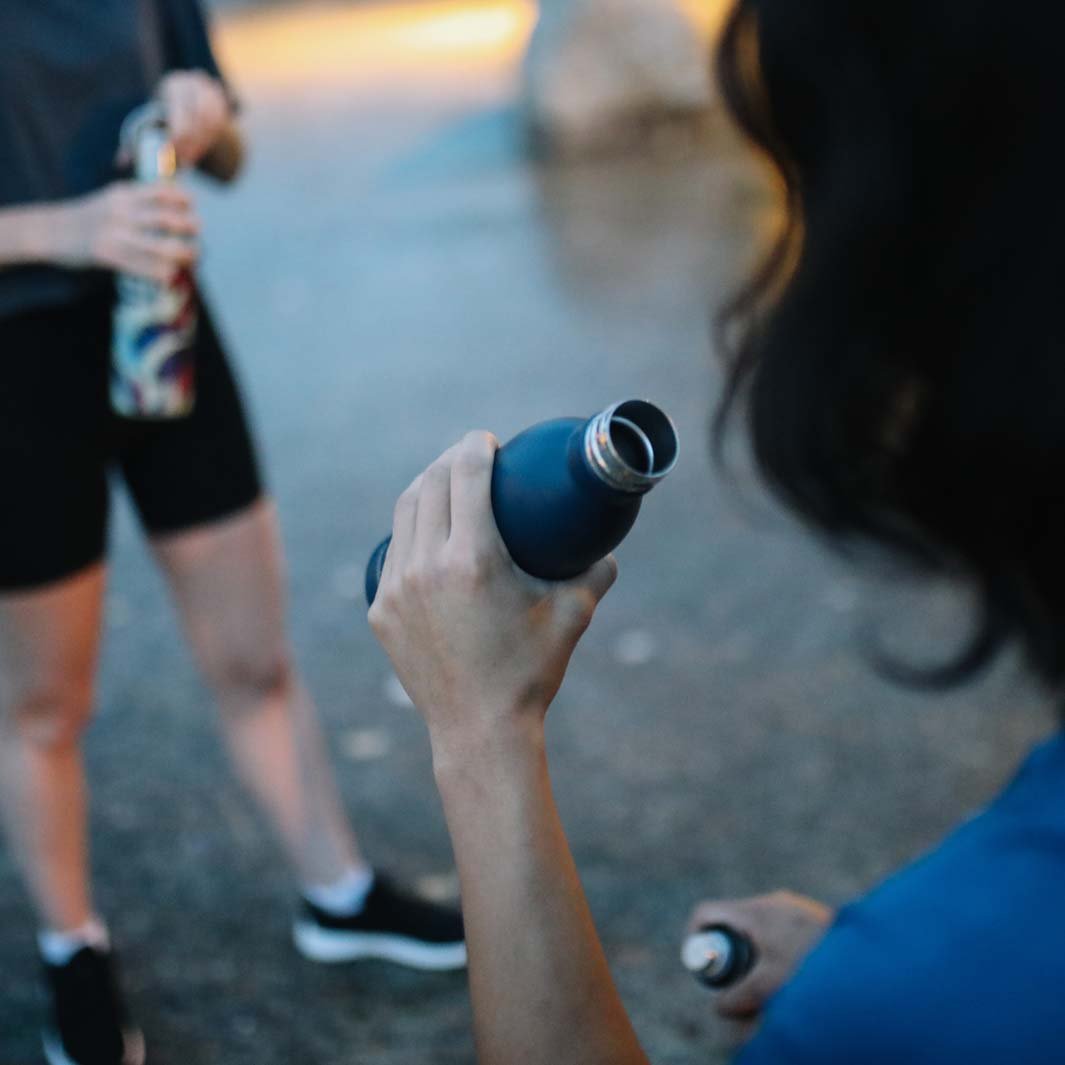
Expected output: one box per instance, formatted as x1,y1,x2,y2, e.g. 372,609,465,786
738,732,1065,1064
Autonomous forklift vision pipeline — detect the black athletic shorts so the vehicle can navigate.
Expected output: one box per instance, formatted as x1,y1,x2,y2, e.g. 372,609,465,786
0,289,263,592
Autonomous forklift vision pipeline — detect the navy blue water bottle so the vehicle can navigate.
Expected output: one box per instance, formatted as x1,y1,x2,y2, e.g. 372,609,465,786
365,399,679,605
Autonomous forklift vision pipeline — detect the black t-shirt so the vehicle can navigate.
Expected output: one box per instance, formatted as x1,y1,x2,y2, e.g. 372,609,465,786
0,0,226,316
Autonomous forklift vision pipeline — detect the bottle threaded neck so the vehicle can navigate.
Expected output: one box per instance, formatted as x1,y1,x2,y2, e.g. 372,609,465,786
120,102,177,181
583,400,679,494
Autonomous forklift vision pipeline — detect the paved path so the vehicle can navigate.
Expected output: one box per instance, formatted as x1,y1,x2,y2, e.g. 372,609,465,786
0,3,1051,1062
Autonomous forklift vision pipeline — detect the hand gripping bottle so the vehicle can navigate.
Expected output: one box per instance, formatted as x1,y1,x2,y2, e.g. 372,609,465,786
111,102,197,419
365,399,679,605
681,926,757,990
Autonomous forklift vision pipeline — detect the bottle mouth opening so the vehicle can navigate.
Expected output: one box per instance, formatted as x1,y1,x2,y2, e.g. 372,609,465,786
585,400,679,493
609,417,656,476
681,931,731,978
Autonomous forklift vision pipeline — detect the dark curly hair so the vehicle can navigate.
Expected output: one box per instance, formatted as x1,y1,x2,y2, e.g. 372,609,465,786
714,0,1065,686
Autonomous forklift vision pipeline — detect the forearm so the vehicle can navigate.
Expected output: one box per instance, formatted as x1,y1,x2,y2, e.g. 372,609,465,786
0,203,64,268
433,718,650,1065
198,121,245,183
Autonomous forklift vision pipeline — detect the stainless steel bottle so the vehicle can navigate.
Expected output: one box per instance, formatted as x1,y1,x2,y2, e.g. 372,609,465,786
365,399,679,605
111,102,198,419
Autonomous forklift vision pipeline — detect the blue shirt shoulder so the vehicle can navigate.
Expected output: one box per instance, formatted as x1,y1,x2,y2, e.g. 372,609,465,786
737,732,1065,1065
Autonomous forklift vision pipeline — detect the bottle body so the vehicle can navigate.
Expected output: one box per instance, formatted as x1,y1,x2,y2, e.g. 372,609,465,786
111,103,198,419
489,417,640,581
365,400,678,605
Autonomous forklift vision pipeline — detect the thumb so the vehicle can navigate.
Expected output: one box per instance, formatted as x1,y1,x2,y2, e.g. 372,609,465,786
568,554,619,605
549,557,618,640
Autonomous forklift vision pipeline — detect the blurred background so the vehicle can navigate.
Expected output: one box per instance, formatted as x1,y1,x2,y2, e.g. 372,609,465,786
0,1,1053,1062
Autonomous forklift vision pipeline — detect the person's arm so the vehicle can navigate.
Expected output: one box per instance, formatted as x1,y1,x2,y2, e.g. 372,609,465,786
0,185,199,281
436,721,649,1065
0,204,62,267
369,432,649,1065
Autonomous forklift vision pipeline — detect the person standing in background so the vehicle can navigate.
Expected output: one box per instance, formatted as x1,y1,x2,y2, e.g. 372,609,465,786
0,4,463,1064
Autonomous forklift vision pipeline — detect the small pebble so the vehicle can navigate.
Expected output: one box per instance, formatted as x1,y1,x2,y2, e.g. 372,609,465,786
341,728,392,762
614,629,658,667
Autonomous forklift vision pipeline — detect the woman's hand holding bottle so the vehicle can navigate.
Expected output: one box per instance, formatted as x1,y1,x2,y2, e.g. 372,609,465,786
155,70,233,169
368,430,618,771
51,182,200,284
685,891,833,1031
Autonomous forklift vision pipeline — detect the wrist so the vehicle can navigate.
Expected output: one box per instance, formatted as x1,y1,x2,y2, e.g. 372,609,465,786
0,202,64,264
30,202,74,263
430,712,547,789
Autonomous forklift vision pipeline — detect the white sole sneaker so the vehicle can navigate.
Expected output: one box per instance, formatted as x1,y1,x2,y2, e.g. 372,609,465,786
292,920,468,971
43,1028,146,1065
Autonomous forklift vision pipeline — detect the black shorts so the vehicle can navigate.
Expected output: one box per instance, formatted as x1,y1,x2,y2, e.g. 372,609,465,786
0,291,263,592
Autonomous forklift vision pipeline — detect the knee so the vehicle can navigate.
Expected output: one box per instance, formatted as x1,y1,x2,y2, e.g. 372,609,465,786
206,644,296,708
0,677,95,751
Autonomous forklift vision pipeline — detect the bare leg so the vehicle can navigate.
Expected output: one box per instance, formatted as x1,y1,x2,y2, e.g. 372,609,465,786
0,565,106,932
152,500,363,886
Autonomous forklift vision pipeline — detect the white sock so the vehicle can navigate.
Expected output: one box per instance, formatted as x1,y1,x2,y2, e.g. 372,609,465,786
303,866,375,917
38,916,111,967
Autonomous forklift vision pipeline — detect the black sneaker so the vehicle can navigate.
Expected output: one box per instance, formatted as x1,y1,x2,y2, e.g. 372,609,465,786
42,946,145,1065
293,873,466,971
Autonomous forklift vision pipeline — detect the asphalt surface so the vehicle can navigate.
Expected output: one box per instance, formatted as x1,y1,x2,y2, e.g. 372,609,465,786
0,3,1054,1062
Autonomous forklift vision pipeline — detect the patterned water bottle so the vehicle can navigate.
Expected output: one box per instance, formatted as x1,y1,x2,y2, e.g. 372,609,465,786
365,400,679,605
111,102,197,419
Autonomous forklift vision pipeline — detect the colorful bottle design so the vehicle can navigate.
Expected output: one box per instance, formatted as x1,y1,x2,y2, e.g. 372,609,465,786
111,102,197,419
365,400,679,605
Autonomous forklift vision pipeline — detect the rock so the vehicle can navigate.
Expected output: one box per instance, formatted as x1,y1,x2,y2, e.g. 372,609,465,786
522,0,725,158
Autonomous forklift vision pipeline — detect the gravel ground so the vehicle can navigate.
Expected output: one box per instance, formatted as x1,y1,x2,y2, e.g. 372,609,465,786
0,3,1053,1062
